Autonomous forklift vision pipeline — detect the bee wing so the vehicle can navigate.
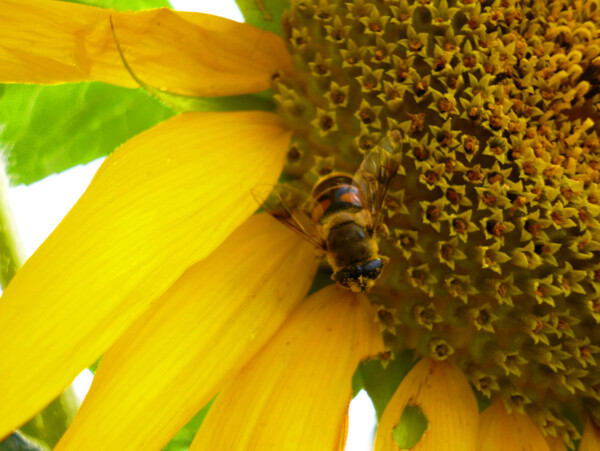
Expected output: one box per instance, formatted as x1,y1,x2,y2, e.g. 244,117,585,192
252,184,325,250
353,130,403,231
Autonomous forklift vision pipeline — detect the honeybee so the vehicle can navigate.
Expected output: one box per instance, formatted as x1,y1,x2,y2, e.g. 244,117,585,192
260,131,402,292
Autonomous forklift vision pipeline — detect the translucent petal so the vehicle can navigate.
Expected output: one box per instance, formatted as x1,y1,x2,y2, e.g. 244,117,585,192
375,357,479,451
55,213,318,450
0,0,292,96
190,285,385,450
0,111,290,438
477,400,550,451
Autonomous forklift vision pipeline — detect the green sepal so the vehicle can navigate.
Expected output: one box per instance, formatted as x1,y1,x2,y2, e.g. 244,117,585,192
235,0,288,37
0,161,25,288
18,387,80,450
306,267,335,297
61,0,170,10
392,404,428,448
0,83,174,186
357,348,416,419
0,432,47,451
473,386,492,413
139,87,276,115
89,357,102,374
162,398,215,451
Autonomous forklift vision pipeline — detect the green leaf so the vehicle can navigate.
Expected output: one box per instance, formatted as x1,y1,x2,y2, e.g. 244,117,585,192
392,404,428,449
235,0,288,37
0,1,178,187
0,83,174,186
358,349,416,419
61,0,171,11
162,398,215,451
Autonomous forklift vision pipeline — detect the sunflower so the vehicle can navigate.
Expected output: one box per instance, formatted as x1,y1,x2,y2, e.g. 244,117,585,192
1,0,600,450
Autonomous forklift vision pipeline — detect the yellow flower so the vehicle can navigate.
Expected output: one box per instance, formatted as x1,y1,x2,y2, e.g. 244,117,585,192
2,0,600,450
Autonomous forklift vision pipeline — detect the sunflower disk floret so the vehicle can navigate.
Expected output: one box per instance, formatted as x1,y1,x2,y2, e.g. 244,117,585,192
273,0,600,445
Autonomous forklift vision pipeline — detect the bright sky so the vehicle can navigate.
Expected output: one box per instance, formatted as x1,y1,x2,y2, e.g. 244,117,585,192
6,1,378,449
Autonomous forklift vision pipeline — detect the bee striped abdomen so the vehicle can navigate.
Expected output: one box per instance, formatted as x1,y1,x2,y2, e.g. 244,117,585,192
311,174,365,223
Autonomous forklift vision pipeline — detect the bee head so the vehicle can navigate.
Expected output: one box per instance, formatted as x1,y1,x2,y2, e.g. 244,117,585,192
333,259,384,292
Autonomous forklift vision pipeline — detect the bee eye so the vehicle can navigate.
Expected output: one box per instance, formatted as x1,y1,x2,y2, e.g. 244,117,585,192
362,260,383,279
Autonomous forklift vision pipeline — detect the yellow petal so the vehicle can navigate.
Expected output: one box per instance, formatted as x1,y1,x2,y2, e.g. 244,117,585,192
338,409,350,451
55,213,317,450
0,111,290,438
375,358,479,451
545,435,567,451
0,0,292,96
580,418,600,451
478,400,550,451
190,285,385,450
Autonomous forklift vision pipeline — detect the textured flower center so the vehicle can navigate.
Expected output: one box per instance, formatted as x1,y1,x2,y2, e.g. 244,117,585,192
273,0,600,444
